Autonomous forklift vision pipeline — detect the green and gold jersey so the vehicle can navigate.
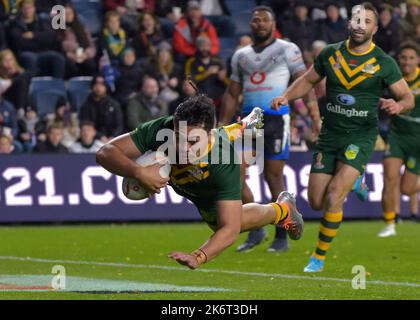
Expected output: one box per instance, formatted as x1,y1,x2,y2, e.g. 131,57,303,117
314,40,402,132
391,67,420,138
130,116,241,211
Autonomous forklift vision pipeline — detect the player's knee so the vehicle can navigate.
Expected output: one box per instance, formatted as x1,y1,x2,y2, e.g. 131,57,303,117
308,195,324,211
401,183,416,196
325,184,345,209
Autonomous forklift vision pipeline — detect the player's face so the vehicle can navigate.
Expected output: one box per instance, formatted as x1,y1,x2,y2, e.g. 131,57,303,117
81,125,96,144
399,48,419,76
250,10,274,43
174,125,210,164
349,9,378,45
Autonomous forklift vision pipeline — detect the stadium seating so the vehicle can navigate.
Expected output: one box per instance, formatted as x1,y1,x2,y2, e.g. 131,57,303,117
29,77,66,117
72,0,104,36
225,0,257,13
232,10,252,36
219,37,237,51
67,76,92,112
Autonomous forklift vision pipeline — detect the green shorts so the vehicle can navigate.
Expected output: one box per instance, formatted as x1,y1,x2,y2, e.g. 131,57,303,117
196,205,218,231
384,131,420,176
311,128,377,175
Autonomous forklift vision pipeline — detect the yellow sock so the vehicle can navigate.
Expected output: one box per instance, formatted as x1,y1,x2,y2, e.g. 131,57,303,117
270,202,289,225
313,211,343,261
384,211,396,225
223,123,243,141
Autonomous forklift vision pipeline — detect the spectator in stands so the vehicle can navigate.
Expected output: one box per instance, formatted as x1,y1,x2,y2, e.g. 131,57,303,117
100,10,128,65
56,4,97,79
126,76,167,130
0,95,18,139
145,41,182,105
317,2,348,45
45,97,79,148
0,133,15,154
154,0,184,38
0,23,7,50
375,4,400,58
0,0,21,22
281,1,316,53
168,79,197,115
398,0,420,43
114,48,144,109
17,104,45,152
8,0,65,78
35,0,69,15
69,120,104,153
33,122,68,153
0,49,31,112
184,35,226,107
133,11,165,61
79,75,124,143
172,0,220,60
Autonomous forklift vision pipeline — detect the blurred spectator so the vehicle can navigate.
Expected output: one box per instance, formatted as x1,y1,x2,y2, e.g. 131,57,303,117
281,1,316,53
375,4,400,57
8,0,65,78
184,35,226,107
398,0,420,43
17,104,45,152
168,79,197,115
290,114,308,152
0,0,21,22
199,0,235,37
45,97,79,148
155,0,184,38
132,11,165,61
0,133,15,154
114,48,144,108
0,49,31,112
79,75,124,143
145,41,182,105
0,95,17,139
35,0,69,15
317,2,348,44
126,76,167,130
172,1,220,60
33,122,68,153
100,10,128,65
69,120,104,153
56,4,97,79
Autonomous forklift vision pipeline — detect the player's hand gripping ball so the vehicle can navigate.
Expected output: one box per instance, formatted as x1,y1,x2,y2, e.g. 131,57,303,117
122,151,171,200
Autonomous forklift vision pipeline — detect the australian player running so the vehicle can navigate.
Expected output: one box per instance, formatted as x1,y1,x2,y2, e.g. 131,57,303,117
219,6,320,252
378,42,420,237
271,2,414,272
96,95,304,269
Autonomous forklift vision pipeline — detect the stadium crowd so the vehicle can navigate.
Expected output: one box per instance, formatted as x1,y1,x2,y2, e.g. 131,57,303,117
0,0,418,154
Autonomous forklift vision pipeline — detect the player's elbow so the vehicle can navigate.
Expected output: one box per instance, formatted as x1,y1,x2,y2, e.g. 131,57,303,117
221,226,240,246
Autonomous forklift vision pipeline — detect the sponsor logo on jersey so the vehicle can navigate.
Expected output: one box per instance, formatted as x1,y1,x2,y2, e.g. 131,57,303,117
326,103,368,117
407,157,416,169
250,72,266,85
345,144,360,160
336,94,356,106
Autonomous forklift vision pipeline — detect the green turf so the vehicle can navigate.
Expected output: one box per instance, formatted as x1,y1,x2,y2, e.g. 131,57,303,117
0,221,419,300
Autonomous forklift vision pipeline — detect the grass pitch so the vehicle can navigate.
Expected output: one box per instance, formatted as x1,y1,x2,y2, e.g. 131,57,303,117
0,221,419,300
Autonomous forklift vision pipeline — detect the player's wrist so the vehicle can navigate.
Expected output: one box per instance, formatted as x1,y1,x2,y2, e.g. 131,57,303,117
191,248,208,265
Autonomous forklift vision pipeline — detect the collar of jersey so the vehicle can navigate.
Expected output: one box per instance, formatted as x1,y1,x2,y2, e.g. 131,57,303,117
404,67,420,82
345,39,376,56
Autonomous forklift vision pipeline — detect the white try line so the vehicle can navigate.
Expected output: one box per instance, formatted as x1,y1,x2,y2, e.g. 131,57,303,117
1,255,420,289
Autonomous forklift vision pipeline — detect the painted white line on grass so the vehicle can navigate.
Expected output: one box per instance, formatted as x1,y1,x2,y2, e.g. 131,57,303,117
1,255,420,289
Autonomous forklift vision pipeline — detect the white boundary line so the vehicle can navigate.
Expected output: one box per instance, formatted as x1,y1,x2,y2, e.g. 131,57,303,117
1,255,420,289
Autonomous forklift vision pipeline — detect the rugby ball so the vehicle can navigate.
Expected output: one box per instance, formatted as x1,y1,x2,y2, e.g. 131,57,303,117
122,151,171,200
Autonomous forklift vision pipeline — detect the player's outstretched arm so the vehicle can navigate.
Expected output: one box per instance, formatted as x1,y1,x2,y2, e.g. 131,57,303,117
169,200,242,269
219,80,242,126
380,79,415,115
271,65,322,110
96,134,168,193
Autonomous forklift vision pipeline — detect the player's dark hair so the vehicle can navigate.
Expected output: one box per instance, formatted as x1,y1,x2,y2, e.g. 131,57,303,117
399,41,420,57
174,94,216,132
251,6,275,19
353,2,379,24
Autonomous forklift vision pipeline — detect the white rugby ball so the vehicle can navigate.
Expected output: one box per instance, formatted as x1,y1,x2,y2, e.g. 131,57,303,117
122,151,171,200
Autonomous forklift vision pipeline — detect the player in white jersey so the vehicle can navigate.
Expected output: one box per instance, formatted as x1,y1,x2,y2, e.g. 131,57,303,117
219,6,321,252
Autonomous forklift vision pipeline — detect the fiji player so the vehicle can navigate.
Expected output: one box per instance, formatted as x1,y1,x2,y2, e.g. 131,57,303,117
96,95,304,269
271,2,414,272
378,42,420,237
219,6,321,252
